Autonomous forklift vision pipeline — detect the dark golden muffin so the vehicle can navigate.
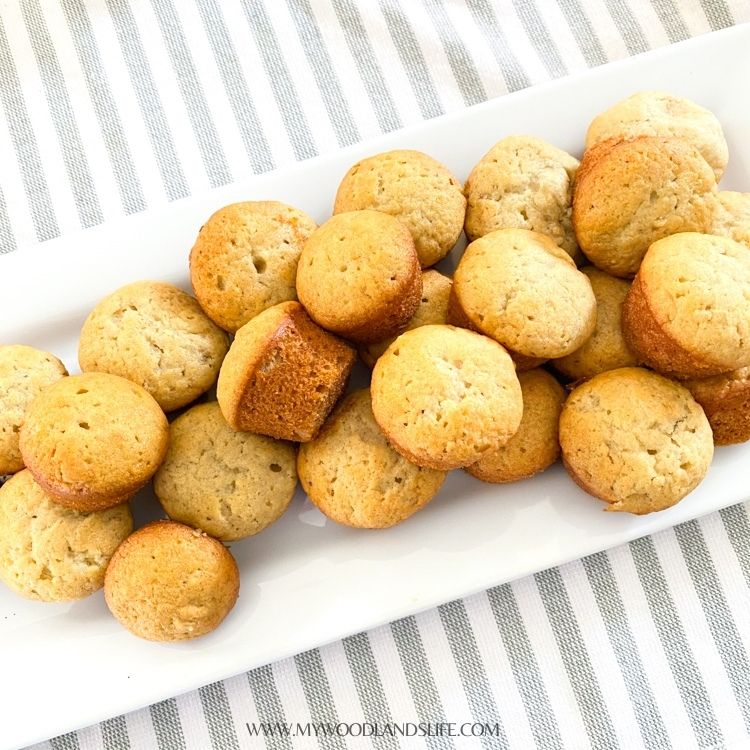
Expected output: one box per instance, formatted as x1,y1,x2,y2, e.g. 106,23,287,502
622,233,750,379
104,520,239,641
683,368,750,446
573,136,716,277
19,373,169,510
216,301,355,442
296,210,422,344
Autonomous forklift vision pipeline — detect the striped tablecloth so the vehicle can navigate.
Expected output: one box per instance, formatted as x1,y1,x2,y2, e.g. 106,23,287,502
2,2,749,748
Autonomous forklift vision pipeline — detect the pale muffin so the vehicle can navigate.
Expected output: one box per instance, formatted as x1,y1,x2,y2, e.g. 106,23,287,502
573,136,716,277
467,369,565,483
371,325,523,470
585,90,728,180
0,345,67,475
465,135,581,261
19,373,169,510
0,470,132,601
298,390,446,528
622,233,750,379
296,210,422,343
189,201,317,332
154,402,297,540
553,267,638,381
360,270,452,368
334,150,465,267
217,301,355,442
559,367,713,514
712,191,750,249
104,521,239,641
79,281,229,412
683,367,750,446
449,229,596,359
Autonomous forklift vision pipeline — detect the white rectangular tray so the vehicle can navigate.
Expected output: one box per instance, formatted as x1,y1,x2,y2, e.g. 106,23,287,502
2,24,750,750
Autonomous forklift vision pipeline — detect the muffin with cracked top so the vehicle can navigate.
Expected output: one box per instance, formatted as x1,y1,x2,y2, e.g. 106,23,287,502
559,367,713,514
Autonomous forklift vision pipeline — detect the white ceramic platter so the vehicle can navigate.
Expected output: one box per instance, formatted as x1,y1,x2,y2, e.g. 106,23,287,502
2,24,750,750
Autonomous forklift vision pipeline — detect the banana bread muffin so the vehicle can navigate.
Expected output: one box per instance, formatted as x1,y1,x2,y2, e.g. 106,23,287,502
217,301,355,441
296,210,422,343
585,90,728,180
622,233,750,379
467,369,565,483
19,373,169,510
360,270,452,368
371,324,523,470
683,367,750,445
464,135,581,261
333,150,465,267
189,201,317,332
559,367,713,514
79,281,229,412
0,470,133,601
298,389,446,528
154,402,297,540
104,520,239,641
449,228,596,359
573,136,716,277
712,191,750,249
553,267,638,381
0,345,67,475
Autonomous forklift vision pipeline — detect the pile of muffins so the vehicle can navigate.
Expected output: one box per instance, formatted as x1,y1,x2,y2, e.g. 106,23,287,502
1,90,749,642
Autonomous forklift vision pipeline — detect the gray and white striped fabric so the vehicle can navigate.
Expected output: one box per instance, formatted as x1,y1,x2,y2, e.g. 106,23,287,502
3,1,749,748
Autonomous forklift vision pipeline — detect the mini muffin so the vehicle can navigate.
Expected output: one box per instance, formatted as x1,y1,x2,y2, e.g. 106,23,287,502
0,345,67,475
154,402,297,540
371,325,523,470
553,267,638,381
712,191,750,249
104,520,239,641
464,135,580,260
190,201,318,332
296,210,422,343
623,233,750,379
467,369,565,483
360,270,452,368
217,301,355,441
449,229,596,359
559,367,713,514
573,136,716,277
0,470,133,602
446,286,549,373
333,150,465,267
298,390,446,528
79,281,229,412
585,90,728,180
19,373,169,510
683,367,750,445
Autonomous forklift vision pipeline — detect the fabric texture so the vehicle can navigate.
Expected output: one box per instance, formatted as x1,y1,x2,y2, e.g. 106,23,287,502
1,0,749,748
